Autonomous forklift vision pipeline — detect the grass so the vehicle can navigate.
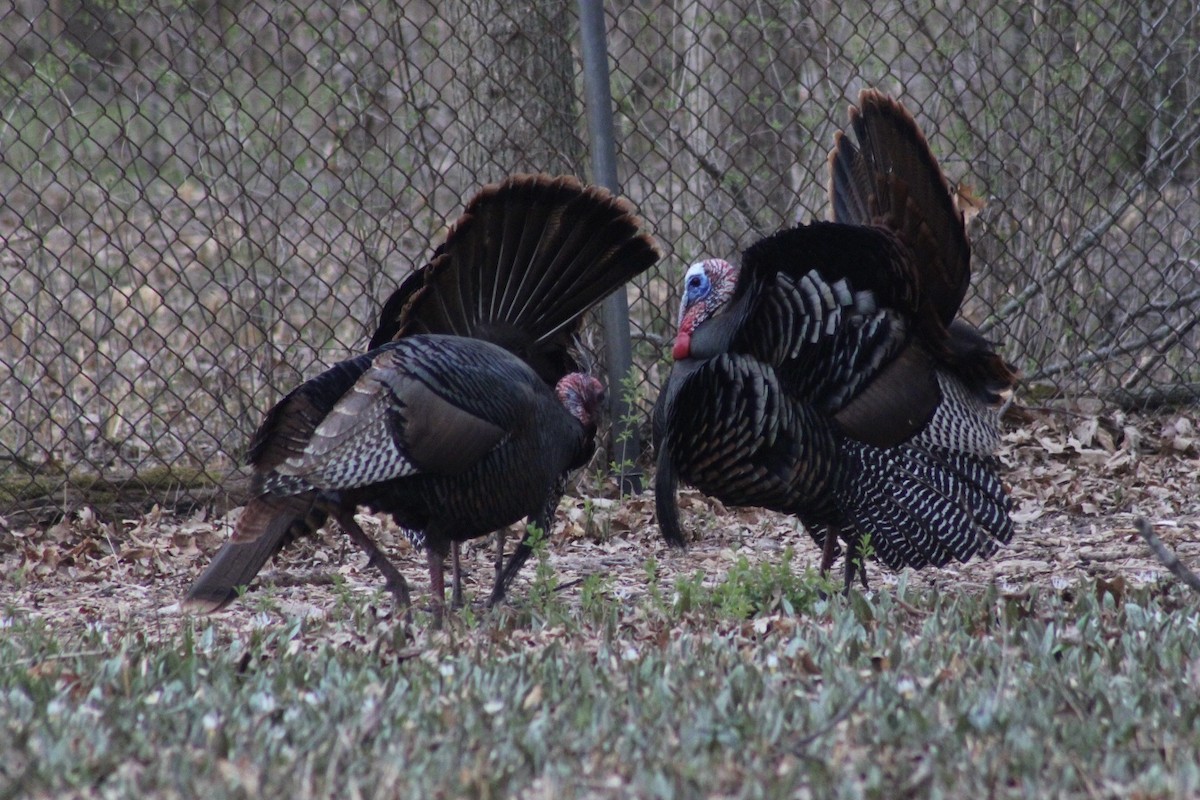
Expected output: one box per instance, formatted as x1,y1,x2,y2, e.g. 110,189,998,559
3,562,1200,799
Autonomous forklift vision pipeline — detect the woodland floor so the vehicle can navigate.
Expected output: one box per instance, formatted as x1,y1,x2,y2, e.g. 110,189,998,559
4,403,1200,634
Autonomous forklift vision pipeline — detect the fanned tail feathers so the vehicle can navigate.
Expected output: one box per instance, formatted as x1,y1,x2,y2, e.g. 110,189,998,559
183,496,326,613
370,175,661,381
828,89,969,327
829,89,1018,402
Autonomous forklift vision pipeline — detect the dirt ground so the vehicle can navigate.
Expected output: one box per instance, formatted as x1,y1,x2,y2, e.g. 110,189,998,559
4,405,1200,635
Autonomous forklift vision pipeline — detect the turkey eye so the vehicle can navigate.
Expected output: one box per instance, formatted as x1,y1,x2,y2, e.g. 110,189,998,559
688,276,701,289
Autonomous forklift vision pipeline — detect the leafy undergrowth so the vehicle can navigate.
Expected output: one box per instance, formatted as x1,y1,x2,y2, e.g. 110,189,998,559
5,408,1200,798
3,550,1200,800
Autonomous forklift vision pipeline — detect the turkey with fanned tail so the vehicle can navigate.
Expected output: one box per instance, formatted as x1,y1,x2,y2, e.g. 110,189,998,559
184,175,660,621
654,90,1017,589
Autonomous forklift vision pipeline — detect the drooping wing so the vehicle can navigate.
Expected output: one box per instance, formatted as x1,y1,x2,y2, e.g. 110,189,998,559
253,337,542,494
186,494,327,606
726,222,940,448
247,353,376,474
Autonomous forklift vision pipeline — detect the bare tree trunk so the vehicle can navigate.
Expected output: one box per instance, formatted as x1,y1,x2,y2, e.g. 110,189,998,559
446,0,585,182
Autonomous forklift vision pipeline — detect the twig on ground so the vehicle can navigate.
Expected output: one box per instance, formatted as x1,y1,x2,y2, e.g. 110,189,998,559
14,650,107,666
795,682,873,751
1102,382,1200,412
1135,518,1200,594
554,577,586,594
262,571,339,589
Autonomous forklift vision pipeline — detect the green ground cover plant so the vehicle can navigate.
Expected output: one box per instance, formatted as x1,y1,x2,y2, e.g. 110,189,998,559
4,561,1198,799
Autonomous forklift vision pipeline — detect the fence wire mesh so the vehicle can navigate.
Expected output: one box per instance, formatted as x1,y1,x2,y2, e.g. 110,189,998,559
1,0,1198,521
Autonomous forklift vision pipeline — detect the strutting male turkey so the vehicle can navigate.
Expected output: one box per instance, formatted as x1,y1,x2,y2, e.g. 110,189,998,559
654,90,1018,589
184,175,661,621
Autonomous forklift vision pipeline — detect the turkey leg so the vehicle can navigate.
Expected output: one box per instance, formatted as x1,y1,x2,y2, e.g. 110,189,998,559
488,514,549,607
331,509,411,608
427,548,447,627
450,541,464,609
843,534,871,593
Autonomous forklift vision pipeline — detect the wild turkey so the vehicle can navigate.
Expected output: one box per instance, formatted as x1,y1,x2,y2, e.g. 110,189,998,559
184,175,660,619
654,90,1017,589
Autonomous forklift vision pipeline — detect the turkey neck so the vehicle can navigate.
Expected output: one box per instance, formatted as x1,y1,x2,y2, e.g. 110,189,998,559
660,299,739,440
661,298,745,411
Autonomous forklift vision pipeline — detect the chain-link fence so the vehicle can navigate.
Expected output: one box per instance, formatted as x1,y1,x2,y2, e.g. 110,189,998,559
2,0,1198,522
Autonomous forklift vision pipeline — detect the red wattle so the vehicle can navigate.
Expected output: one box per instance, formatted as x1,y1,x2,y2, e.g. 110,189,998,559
672,332,691,360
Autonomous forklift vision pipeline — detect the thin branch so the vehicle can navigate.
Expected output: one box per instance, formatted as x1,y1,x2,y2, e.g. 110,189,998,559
979,184,1145,336
795,682,873,751
1102,383,1200,411
14,650,107,666
668,122,767,238
1028,269,1200,386
1120,314,1200,390
1128,278,1200,323
0,452,47,473
553,577,586,594
1136,518,1200,594
631,331,667,347
981,111,1200,336
1029,320,1180,381
1092,271,1200,353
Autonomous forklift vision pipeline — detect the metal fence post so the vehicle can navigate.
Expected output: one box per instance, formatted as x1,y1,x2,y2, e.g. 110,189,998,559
578,0,642,495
